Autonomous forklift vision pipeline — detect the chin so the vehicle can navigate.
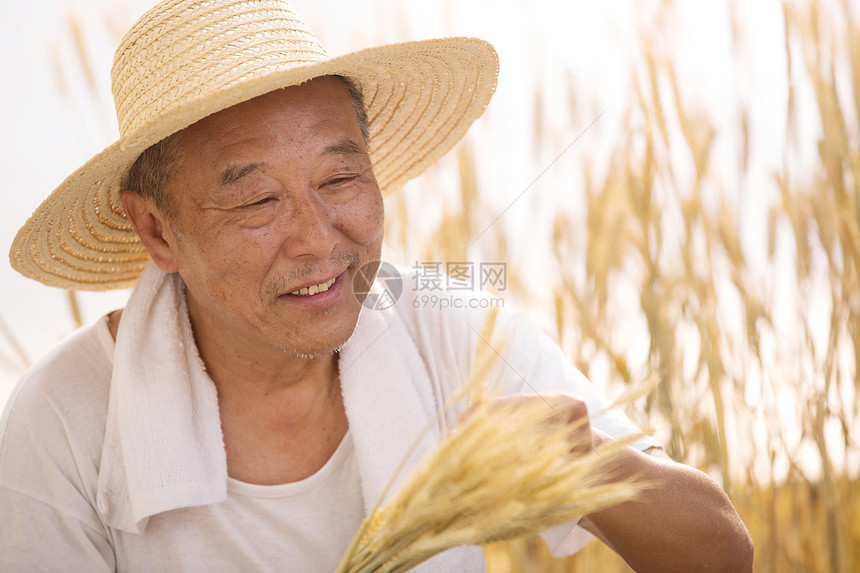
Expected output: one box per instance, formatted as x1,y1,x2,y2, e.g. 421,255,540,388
282,327,355,360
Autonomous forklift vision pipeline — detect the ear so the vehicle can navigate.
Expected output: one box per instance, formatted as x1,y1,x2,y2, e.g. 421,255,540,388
120,190,180,273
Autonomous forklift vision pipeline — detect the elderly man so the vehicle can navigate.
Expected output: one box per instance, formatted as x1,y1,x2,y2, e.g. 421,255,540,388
1,0,752,571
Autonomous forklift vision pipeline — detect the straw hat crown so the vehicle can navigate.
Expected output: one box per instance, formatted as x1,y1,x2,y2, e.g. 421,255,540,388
112,0,328,140
10,0,498,290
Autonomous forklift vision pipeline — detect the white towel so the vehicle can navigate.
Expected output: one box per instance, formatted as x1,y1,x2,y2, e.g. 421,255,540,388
96,262,226,533
338,304,441,512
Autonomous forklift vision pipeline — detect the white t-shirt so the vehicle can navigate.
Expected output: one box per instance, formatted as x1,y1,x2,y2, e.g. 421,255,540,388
127,431,365,571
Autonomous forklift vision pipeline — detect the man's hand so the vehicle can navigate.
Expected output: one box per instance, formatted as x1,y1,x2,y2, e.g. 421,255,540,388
464,393,754,572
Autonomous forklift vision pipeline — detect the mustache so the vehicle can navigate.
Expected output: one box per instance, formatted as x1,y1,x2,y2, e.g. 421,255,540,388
263,251,359,298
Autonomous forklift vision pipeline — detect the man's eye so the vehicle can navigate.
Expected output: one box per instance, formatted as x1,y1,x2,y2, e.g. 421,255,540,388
246,197,275,207
326,175,356,186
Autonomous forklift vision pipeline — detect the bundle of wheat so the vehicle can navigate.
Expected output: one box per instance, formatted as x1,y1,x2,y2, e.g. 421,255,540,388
334,310,649,573
335,399,647,573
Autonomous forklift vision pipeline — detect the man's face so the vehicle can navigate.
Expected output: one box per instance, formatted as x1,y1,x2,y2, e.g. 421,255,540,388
160,76,384,358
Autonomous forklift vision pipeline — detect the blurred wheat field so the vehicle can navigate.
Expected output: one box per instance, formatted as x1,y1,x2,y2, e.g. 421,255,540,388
386,1,860,571
2,0,858,572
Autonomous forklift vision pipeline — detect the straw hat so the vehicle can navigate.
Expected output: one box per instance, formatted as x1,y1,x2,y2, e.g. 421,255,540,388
10,0,498,291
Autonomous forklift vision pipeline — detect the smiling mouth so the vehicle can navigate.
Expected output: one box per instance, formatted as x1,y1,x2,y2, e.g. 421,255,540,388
288,277,337,296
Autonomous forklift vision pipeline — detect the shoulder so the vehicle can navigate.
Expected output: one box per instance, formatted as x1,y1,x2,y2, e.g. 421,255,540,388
378,264,552,398
384,263,551,354
383,264,504,358
2,315,114,429
0,316,114,503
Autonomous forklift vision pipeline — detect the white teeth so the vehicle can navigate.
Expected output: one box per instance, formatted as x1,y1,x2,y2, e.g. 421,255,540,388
289,277,336,296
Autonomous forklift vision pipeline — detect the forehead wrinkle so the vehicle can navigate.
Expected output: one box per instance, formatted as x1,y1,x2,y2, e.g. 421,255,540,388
251,104,290,150
195,119,273,190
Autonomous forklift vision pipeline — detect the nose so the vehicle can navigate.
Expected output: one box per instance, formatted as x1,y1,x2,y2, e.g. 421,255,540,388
280,186,337,259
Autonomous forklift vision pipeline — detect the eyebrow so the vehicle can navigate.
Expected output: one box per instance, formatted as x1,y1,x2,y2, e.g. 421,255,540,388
322,137,365,157
219,162,262,187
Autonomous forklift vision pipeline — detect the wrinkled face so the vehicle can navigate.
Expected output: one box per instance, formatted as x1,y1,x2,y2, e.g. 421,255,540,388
161,77,384,357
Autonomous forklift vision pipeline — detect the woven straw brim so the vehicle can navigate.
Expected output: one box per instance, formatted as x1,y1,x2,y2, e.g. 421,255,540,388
10,38,498,291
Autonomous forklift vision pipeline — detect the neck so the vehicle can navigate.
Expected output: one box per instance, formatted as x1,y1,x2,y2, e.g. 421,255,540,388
181,283,349,484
